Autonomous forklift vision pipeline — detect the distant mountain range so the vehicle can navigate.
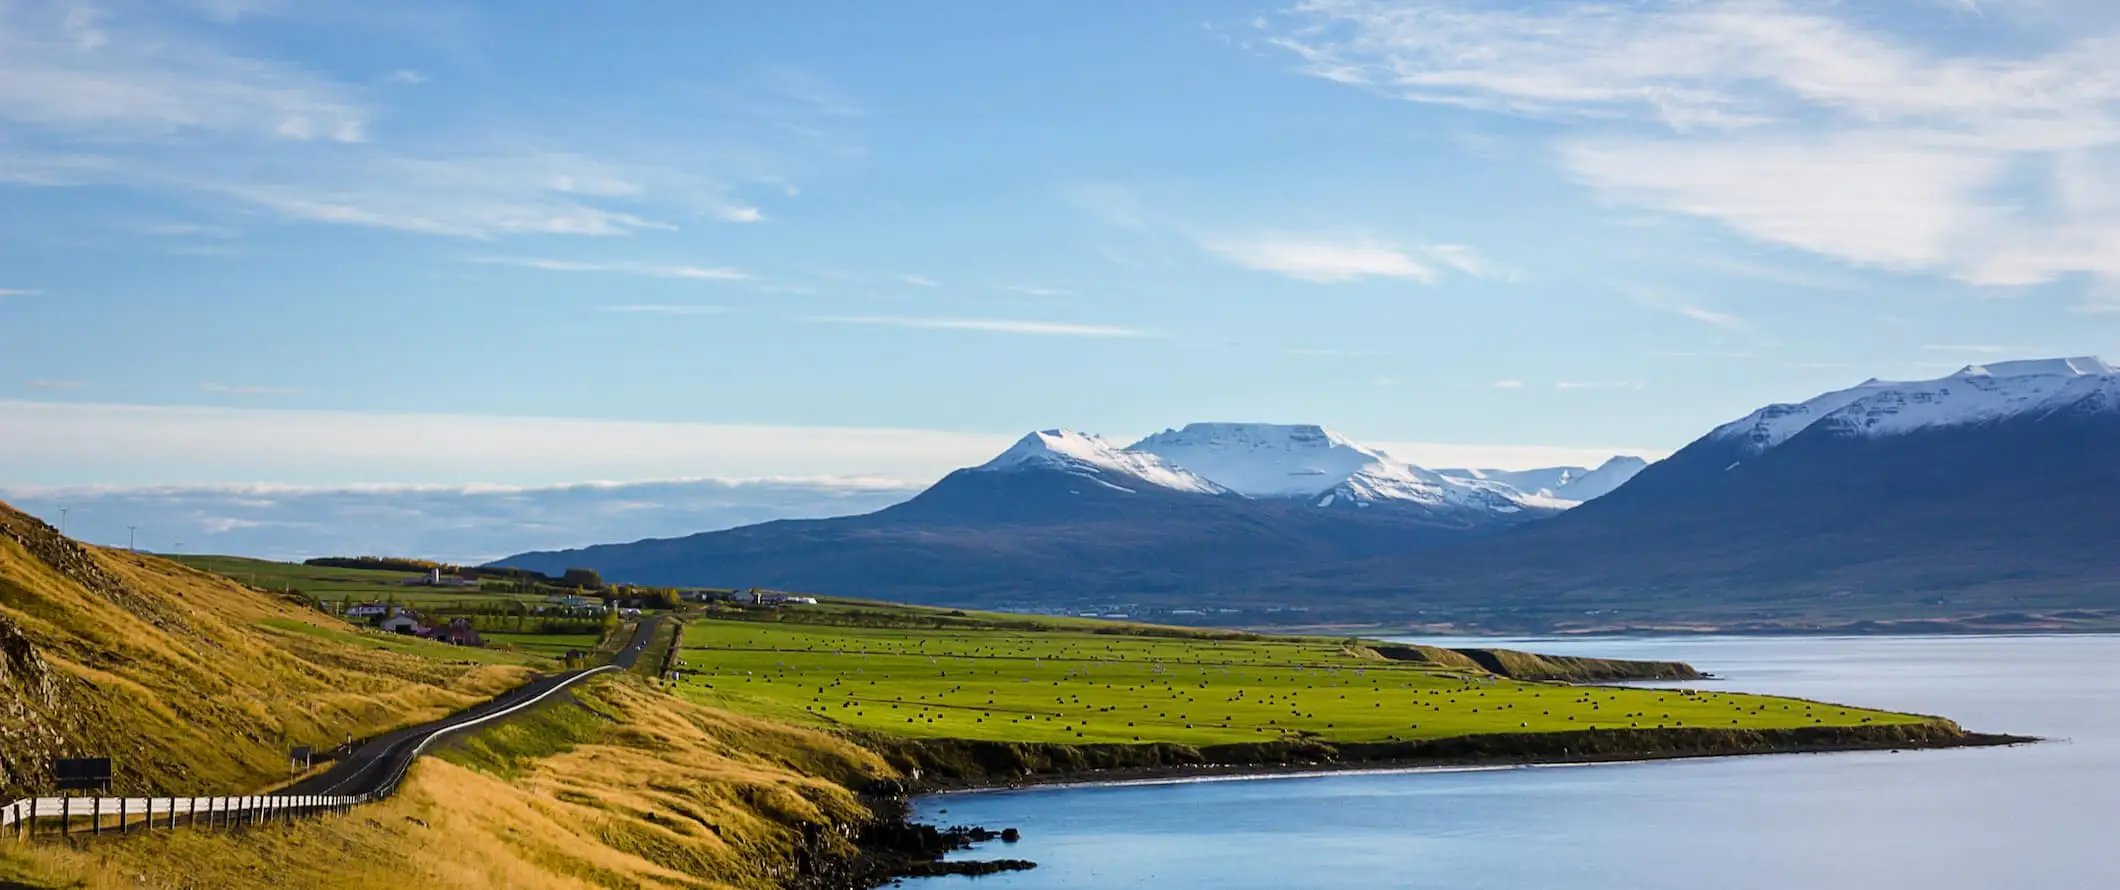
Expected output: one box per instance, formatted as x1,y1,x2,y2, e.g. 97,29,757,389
497,423,1637,603
498,357,2120,631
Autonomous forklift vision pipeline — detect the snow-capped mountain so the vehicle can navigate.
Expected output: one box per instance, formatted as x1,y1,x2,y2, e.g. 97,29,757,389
1547,456,1649,502
977,430,1228,495
1709,357,2120,453
1326,356,2120,628
1125,423,1568,515
1437,465,1582,495
1435,456,1648,503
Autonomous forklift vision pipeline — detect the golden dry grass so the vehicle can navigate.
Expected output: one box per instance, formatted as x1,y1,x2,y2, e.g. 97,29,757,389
0,502,529,797
1,680,893,890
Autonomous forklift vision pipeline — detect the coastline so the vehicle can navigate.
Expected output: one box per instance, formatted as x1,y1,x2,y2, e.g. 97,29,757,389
813,721,2034,887
909,726,2036,796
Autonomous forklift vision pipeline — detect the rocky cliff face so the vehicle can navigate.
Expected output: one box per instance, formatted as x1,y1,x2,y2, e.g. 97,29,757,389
0,610,107,794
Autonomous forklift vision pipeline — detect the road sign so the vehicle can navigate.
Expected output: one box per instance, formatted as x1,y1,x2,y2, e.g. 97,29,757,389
53,757,111,792
290,746,313,771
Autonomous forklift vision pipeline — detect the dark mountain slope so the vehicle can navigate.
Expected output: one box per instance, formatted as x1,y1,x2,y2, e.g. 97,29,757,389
1292,404,2120,627
497,463,1527,603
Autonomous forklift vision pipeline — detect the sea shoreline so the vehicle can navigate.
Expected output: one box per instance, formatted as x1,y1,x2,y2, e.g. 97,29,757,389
904,726,2035,796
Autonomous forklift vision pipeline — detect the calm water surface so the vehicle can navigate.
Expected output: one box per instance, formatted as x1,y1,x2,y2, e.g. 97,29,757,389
906,634,2118,889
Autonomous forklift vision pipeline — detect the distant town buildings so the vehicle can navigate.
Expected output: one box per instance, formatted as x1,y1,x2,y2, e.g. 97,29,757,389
402,568,479,588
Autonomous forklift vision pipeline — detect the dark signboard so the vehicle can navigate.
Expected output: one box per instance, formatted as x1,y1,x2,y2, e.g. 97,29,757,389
53,757,111,792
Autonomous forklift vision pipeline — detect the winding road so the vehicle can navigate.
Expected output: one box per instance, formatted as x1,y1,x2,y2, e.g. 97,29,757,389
277,615,669,799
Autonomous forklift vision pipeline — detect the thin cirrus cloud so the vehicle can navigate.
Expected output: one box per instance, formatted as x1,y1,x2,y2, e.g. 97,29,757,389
1554,381,1647,391
596,304,729,316
0,398,1019,488
805,315,1150,338
0,478,919,564
468,256,750,281
0,5,817,239
202,383,301,396
1269,0,2120,301
1196,234,1513,284
1921,344,2031,354
1672,305,1747,329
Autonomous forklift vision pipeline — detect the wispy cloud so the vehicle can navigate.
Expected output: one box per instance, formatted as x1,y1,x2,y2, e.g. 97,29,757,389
0,477,918,563
596,304,728,316
1624,285,1748,329
1921,344,2030,354
896,274,938,287
1489,379,1525,389
0,399,1015,487
383,68,426,86
0,1,369,142
1271,0,2120,292
1066,183,1149,229
0,8,837,239
25,379,86,390
1554,381,1646,391
1198,235,1510,284
1002,284,1075,297
0,288,43,297
1200,236,1433,283
806,315,1149,337
1285,347,1386,357
202,383,301,396
469,256,749,281
1672,305,1747,329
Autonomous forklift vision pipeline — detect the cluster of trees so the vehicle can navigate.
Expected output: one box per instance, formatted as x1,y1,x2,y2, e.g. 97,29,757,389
305,556,458,573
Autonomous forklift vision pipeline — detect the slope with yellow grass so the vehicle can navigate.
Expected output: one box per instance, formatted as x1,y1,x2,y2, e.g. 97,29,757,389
0,501,529,798
2,679,906,890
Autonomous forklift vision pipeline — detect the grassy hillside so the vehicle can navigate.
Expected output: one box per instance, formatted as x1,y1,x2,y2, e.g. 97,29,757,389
1,679,899,890
672,605,1927,747
0,501,531,798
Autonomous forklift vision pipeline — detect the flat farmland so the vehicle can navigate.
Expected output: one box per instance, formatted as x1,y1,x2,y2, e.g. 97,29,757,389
672,613,1926,746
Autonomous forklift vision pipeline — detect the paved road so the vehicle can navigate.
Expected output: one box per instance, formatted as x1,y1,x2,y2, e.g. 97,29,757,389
277,615,668,798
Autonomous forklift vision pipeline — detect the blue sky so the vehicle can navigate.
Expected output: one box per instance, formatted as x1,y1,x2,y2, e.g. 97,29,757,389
6,0,2120,554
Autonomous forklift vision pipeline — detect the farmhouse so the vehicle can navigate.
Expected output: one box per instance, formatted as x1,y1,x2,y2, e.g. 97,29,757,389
379,612,424,635
423,617,483,647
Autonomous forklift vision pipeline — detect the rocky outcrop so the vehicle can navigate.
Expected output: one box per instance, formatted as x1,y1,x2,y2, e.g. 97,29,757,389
0,612,107,794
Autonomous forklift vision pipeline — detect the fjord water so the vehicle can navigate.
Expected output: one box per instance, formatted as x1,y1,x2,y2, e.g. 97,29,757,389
906,635,2117,889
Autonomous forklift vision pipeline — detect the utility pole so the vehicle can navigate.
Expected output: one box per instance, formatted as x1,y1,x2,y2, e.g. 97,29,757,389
58,507,69,536
127,526,138,552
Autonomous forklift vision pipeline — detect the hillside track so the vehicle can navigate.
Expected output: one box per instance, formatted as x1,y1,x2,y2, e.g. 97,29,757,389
276,615,667,798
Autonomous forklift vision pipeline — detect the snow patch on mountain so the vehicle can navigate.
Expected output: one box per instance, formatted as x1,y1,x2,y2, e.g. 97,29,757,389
1548,456,1649,502
1126,422,1567,513
1437,466,1584,496
1127,423,1392,498
977,430,1228,494
1710,356,2120,453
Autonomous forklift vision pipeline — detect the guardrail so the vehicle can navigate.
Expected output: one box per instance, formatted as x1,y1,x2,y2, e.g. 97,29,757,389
1,663,621,841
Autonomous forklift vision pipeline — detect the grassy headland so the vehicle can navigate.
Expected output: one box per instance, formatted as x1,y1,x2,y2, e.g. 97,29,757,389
674,603,1922,747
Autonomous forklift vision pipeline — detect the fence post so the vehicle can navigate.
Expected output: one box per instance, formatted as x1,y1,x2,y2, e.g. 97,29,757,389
166,797,176,830
91,796,100,835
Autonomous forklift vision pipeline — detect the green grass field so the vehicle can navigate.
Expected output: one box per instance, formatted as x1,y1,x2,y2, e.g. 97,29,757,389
167,554,558,608
257,617,554,667
673,608,1927,746
483,631,604,660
